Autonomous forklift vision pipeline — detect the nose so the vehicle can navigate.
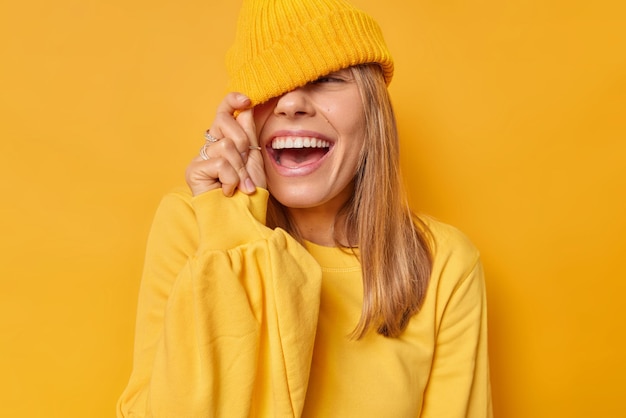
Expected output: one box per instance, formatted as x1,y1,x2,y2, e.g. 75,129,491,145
273,87,315,118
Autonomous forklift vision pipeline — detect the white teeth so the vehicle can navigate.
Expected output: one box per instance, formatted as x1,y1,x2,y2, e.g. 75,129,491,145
271,136,330,150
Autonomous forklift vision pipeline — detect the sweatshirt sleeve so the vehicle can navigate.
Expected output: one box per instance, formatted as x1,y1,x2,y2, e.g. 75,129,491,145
420,225,493,418
117,188,322,418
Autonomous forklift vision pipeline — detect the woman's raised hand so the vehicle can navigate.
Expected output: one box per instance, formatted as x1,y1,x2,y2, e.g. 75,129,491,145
186,93,266,197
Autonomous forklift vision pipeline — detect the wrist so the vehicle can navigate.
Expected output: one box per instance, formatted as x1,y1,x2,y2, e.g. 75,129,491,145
191,188,271,250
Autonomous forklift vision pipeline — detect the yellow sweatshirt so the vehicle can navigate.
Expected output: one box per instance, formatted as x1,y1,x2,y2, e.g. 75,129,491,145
117,187,492,418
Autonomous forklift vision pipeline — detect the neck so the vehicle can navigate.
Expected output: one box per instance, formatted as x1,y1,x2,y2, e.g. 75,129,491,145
280,182,355,247
288,206,345,247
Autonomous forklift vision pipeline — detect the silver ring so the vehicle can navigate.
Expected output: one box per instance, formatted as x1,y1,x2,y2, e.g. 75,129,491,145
204,131,220,143
248,145,261,151
200,144,210,160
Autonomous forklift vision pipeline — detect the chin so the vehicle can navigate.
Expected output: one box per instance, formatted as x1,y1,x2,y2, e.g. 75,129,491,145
266,177,355,213
267,185,325,209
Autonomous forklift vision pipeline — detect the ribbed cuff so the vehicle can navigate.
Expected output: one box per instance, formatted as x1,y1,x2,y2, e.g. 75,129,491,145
191,188,271,251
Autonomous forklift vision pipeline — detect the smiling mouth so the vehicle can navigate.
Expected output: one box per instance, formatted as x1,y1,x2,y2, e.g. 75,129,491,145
269,136,331,168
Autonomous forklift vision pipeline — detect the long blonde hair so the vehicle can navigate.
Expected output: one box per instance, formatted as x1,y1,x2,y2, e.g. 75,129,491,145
267,64,432,338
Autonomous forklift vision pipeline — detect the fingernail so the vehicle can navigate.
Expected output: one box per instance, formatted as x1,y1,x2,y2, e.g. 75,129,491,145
236,93,250,104
244,178,256,193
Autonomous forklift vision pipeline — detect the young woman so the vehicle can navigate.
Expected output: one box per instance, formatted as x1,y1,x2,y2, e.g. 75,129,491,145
117,0,492,417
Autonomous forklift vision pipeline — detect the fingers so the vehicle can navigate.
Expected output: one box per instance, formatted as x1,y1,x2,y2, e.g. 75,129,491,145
235,108,266,189
207,138,255,193
186,138,256,197
236,109,258,148
185,158,233,197
186,92,265,197
210,93,253,154
216,92,251,115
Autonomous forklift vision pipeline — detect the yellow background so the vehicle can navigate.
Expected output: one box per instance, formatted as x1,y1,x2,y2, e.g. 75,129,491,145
1,0,624,416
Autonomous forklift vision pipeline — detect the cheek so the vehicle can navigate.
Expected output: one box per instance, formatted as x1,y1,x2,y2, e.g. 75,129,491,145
334,95,365,136
343,113,367,149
